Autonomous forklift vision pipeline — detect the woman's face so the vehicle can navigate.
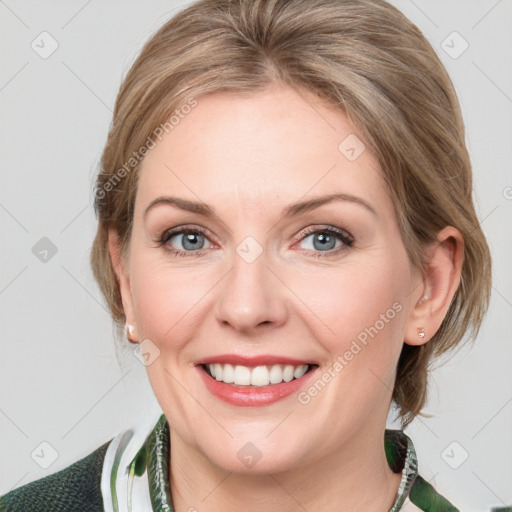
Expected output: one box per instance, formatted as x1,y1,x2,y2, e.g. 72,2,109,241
115,84,424,473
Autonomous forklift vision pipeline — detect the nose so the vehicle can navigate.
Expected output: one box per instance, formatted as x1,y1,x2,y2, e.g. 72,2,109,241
215,244,288,335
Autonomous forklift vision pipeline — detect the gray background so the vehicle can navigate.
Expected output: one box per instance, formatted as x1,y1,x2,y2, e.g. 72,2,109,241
0,1,511,510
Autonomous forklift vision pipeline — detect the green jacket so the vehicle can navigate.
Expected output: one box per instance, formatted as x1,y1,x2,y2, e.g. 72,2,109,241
1,414,510,511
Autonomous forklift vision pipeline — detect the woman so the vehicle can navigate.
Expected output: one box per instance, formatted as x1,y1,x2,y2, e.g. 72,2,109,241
1,0,506,511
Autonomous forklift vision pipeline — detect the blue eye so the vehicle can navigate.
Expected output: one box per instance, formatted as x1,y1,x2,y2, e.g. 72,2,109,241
158,225,354,258
296,226,354,257
300,231,340,251
159,228,213,256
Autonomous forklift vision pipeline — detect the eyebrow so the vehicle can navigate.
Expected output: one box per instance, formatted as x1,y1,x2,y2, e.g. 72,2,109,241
143,192,377,221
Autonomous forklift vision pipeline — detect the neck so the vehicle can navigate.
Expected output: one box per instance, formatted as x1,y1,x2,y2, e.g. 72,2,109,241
168,419,402,512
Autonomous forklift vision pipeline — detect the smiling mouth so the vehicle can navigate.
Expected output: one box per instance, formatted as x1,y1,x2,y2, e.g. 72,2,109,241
201,363,318,387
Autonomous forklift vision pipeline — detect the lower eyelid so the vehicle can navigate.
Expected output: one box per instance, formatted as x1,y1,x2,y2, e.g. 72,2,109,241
296,240,351,258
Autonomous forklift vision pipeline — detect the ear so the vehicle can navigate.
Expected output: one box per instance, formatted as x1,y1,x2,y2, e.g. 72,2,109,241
108,228,138,342
404,226,464,346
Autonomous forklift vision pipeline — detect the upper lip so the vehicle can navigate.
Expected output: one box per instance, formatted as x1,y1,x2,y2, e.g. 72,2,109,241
195,354,317,366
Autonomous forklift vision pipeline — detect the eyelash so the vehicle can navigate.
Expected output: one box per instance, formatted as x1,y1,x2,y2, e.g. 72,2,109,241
157,225,355,259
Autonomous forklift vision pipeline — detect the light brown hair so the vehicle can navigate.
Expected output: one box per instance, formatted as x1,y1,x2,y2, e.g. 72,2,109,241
90,0,492,428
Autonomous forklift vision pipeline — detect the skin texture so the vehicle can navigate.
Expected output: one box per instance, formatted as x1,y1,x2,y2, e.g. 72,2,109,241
109,83,464,512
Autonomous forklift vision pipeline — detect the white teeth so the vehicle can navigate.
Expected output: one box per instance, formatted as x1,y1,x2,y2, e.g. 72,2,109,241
293,365,308,379
206,363,310,387
250,366,269,386
222,363,234,383
233,365,251,385
214,363,223,381
269,364,283,384
282,365,294,382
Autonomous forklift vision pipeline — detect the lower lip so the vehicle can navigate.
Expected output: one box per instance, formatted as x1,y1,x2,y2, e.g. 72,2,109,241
196,365,318,406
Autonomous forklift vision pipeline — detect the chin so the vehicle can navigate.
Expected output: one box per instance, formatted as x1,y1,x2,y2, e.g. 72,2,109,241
199,435,307,475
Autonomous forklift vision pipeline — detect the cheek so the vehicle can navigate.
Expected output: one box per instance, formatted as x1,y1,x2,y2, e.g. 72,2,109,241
291,257,409,366
130,256,214,347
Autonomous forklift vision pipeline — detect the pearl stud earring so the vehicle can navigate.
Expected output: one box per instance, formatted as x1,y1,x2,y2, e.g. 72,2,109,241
417,327,425,339
126,324,135,337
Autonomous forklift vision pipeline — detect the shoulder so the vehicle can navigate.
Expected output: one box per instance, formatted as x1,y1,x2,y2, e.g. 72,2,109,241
408,475,459,511
0,439,112,512
385,429,459,511
387,430,512,512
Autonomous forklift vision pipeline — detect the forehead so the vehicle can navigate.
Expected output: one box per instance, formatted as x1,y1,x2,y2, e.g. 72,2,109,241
136,85,390,217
